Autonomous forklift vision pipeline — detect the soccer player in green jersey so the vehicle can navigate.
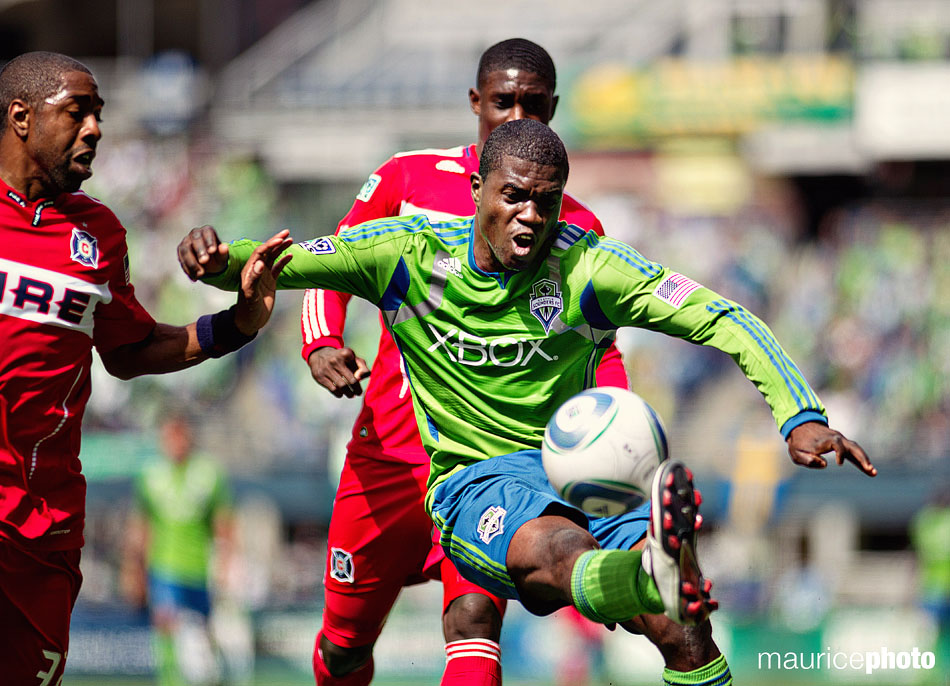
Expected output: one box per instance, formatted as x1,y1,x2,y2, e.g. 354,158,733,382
122,411,234,686
178,118,875,686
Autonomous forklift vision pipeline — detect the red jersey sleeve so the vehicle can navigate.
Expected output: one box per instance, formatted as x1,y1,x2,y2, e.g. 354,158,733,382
300,156,406,361
91,223,155,353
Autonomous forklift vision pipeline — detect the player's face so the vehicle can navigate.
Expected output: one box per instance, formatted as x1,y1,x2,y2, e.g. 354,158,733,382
470,69,557,150
28,70,103,195
161,420,193,463
471,154,564,272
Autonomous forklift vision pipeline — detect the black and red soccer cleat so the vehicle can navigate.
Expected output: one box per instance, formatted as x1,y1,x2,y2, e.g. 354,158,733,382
641,460,718,625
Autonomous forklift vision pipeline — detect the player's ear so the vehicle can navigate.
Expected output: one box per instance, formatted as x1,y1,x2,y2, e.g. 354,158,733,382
8,100,31,139
469,87,481,116
470,172,482,207
549,94,559,121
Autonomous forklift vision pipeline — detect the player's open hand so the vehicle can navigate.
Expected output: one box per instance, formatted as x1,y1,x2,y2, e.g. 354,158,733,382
786,422,877,477
307,347,371,398
178,225,230,280
234,230,294,335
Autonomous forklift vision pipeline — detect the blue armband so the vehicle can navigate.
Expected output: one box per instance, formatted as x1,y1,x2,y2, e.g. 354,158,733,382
196,306,256,358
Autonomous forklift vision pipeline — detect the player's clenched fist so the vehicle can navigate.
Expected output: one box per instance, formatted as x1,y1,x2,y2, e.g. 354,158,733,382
177,224,230,280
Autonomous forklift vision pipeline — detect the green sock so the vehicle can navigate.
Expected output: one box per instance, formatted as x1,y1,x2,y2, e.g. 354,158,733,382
570,549,665,623
663,654,732,686
153,631,179,686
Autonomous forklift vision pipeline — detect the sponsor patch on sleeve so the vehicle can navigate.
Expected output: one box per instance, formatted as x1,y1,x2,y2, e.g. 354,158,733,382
356,173,382,203
652,272,702,308
298,237,336,255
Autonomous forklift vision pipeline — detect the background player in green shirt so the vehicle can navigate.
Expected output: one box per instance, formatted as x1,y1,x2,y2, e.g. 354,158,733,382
123,411,234,686
178,118,875,686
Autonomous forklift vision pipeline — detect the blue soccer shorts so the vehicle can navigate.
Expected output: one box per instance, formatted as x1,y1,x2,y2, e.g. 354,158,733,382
430,449,651,602
148,573,211,617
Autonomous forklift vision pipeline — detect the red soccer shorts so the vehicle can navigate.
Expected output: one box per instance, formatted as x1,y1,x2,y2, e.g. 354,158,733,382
321,451,504,648
0,542,82,685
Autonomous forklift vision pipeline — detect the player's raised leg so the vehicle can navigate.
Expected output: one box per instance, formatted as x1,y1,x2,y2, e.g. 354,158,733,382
618,461,733,685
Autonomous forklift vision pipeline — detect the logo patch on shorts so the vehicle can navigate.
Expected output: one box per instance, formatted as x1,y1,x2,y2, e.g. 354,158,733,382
299,237,336,255
356,173,382,202
329,547,355,583
70,228,99,268
477,506,507,544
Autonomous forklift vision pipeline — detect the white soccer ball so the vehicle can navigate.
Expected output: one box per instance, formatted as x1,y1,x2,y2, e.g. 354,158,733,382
542,387,669,517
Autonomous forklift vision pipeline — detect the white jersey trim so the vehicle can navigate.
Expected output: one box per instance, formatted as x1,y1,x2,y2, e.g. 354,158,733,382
393,145,467,159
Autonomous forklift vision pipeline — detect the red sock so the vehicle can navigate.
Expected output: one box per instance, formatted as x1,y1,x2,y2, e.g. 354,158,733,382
312,632,374,686
441,639,502,686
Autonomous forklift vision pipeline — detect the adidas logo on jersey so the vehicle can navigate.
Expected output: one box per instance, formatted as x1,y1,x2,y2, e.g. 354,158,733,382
436,257,462,278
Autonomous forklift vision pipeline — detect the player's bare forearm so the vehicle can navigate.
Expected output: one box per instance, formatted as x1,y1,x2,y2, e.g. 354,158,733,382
786,421,877,477
99,322,208,380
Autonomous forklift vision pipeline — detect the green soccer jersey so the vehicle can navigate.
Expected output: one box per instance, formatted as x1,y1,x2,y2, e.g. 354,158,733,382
136,456,230,586
208,216,825,511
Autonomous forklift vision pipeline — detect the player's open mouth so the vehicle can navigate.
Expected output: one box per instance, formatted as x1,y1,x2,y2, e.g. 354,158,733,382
73,151,95,171
512,233,535,256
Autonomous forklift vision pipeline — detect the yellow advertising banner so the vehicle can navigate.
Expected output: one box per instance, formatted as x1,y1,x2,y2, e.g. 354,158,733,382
563,56,854,146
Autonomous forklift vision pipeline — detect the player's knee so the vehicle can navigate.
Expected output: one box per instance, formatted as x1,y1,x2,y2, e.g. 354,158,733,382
319,634,374,677
443,593,502,642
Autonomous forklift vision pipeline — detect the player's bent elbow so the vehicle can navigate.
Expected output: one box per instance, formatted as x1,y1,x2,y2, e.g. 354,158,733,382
99,347,141,380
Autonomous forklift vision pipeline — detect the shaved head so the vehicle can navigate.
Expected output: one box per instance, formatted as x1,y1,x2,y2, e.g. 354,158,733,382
0,51,92,133
476,38,556,92
479,118,568,184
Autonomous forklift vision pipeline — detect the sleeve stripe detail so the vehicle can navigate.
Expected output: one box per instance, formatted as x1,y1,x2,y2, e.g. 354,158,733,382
316,290,330,338
593,239,663,277
339,215,429,241
302,289,332,343
707,300,820,412
301,290,314,344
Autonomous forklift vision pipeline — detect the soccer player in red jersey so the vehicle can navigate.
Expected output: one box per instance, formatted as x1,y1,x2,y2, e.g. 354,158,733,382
300,39,629,686
0,51,290,685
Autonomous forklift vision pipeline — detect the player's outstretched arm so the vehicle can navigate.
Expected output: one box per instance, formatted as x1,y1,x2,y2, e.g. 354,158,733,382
100,229,293,380
786,421,877,477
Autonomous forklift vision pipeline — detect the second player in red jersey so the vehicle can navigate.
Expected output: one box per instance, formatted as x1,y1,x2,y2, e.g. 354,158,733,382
300,39,628,686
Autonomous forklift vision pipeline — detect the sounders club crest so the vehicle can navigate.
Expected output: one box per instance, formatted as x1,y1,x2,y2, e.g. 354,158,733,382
529,278,562,334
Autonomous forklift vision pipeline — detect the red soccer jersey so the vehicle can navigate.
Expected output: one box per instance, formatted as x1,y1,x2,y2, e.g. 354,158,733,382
0,179,155,550
301,144,628,464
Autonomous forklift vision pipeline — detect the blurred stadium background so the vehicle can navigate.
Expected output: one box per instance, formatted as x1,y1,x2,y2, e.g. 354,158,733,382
3,0,948,683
